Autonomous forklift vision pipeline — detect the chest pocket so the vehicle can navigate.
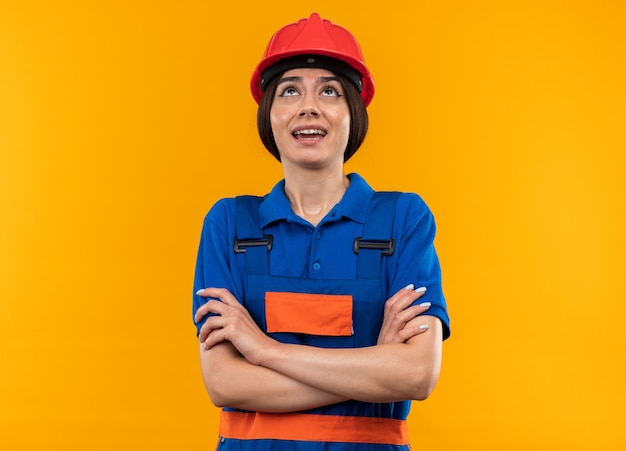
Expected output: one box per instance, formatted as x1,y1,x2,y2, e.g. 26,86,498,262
265,292,353,336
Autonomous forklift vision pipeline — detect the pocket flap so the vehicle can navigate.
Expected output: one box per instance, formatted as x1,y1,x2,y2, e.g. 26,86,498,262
265,292,353,336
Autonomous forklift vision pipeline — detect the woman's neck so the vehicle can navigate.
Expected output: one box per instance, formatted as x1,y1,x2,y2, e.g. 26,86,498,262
283,167,350,227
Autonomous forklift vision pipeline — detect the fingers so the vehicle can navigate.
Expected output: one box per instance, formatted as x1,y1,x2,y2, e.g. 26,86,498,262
194,299,224,324
398,323,430,342
393,303,431,324
200,328,229,351
377,284,433,345
196,287,237,304
195,288,257,350
198,314,225,343
388,284,427,307
194,288,239,323
384,284,429,318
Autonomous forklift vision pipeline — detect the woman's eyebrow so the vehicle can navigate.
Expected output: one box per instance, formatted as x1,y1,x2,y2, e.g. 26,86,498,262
319,76,340,83
277,76,301,85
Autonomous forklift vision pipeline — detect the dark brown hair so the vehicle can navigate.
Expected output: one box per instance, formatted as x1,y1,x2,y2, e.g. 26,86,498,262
257,71,369,163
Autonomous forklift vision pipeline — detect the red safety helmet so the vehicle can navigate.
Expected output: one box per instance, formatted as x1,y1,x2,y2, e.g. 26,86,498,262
250,13,375,107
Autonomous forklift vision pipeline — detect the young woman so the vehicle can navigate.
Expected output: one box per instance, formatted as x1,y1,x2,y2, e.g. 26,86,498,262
193,13,450,450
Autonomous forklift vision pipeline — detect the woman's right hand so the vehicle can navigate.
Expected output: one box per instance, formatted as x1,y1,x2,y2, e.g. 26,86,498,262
196,287,280,365
377,284,432,345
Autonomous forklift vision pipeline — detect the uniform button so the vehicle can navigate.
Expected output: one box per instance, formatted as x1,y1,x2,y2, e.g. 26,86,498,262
313,262,321,271
315,232,321,239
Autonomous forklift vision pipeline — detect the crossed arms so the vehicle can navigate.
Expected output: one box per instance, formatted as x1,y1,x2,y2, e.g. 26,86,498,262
195,285,443,413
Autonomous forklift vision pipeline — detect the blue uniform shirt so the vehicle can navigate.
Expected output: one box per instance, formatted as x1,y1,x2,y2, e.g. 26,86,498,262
193,172,449,340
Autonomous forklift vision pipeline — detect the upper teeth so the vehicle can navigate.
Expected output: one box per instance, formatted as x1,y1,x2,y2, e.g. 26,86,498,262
294,129,325,135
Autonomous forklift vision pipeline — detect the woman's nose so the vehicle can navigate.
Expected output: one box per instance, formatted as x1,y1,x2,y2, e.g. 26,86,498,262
298,105,320,116
298,93,320,116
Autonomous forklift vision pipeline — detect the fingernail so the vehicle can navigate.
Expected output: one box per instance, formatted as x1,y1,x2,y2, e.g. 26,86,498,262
419,302,431,308
404,283,415,290
196,289,205,295
414,286,427,293
419,324,429,330
203,344,208,351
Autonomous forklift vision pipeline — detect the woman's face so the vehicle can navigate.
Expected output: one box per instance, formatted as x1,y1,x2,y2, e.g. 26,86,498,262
269,68,351,171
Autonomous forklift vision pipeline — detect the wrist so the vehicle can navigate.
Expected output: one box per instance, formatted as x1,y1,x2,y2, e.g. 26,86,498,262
253,338,282,368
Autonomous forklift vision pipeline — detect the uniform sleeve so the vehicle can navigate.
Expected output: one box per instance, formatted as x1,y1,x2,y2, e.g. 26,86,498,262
391,194,451,340
192,199,243,337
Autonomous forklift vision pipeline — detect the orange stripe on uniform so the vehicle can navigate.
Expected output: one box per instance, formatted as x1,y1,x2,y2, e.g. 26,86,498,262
265,292,353,336
219,410,410,445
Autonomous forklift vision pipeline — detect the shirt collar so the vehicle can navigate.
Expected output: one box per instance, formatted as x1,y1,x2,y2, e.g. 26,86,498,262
258,173,374,228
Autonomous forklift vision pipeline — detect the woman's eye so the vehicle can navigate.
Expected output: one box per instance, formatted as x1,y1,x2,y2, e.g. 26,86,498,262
322,87,339,96
281,87,299,97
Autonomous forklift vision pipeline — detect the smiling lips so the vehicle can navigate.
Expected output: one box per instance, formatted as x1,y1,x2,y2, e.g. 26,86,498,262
292,128,327,141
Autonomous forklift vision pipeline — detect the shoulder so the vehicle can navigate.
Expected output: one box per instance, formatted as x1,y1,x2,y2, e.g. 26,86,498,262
205,195,265,218
395,191,430,213
203,194,270,231
384,192,437,240
205,197,236,223
384,191,433,223
352,174,430,215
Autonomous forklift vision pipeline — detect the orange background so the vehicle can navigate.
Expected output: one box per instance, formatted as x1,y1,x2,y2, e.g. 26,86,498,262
1,1,625,449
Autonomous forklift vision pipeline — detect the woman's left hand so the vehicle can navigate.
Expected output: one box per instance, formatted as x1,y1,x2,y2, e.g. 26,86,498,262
195,287,275,365
377,284,432,345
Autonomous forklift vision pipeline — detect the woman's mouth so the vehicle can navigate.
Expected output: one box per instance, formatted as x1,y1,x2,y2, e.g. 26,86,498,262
292,129,327,141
